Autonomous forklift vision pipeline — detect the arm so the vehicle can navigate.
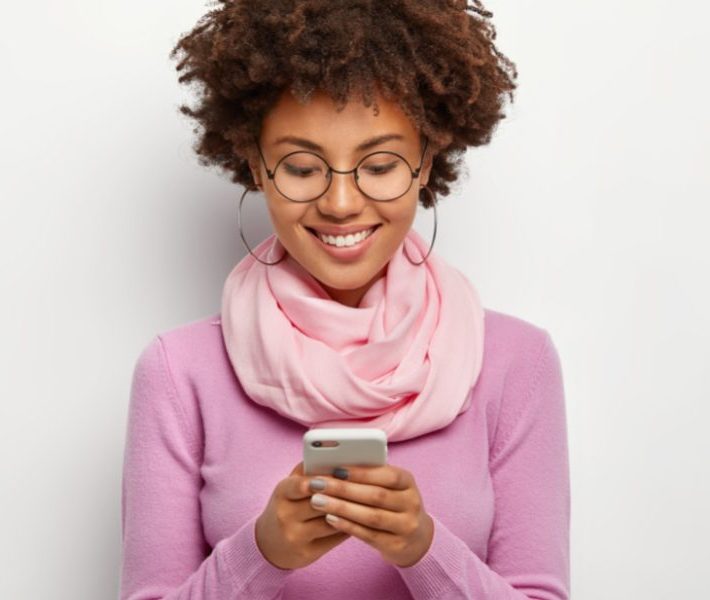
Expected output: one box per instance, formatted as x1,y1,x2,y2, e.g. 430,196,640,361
394,331,571,599
119,336,292,599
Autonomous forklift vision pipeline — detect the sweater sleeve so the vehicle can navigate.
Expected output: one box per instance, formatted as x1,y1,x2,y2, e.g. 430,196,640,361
394,331,571,599
119,336,293,600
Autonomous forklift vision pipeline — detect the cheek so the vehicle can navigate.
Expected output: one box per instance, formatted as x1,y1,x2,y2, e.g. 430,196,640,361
265,199,306,231
386,200,418,231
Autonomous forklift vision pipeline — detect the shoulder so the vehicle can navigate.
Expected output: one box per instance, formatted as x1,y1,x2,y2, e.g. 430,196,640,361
481,306,555,371
135,308,556,380
480,307,565,460
479,307,564,452
132,312,230,392
129,313,232,453
153,312,225,367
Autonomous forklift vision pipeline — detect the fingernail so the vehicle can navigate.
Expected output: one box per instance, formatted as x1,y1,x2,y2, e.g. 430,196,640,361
311,493,328,508
309,478,326,491
325,513,339,524
333,467,349,480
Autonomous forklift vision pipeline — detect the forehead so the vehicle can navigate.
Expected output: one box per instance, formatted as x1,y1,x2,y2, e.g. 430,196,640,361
259,88,419,149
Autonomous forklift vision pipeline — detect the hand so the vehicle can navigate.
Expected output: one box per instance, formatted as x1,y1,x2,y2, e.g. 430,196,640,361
254,461,350,570
307,464,434,567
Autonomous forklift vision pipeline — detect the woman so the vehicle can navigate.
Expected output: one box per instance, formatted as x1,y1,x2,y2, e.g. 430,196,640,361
120,1,570,598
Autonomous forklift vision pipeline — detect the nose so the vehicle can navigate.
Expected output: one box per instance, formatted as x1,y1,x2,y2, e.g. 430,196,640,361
315,167,367,219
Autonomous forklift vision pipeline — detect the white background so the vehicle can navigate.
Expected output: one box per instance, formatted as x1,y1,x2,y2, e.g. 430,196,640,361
1,1,708,598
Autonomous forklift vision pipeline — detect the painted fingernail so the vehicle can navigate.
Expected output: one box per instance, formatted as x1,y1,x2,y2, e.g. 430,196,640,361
325,514,339,524
333,467,349,480
311,493,328,508
309,478,326,491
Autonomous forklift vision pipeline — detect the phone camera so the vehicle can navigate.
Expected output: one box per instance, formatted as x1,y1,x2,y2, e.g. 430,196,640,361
313,441,322,447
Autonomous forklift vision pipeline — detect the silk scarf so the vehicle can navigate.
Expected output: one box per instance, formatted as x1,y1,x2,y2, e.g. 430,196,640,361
220,228,484,442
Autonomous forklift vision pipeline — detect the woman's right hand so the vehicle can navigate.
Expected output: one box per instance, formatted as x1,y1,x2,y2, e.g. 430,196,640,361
254,461,350,570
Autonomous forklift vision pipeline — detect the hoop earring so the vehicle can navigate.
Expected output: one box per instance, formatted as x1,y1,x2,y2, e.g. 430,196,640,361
238,187,287,266
403,186,438,265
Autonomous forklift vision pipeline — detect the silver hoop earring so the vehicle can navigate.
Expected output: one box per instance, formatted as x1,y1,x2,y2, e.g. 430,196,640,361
238,187,287,266
403,186,438,265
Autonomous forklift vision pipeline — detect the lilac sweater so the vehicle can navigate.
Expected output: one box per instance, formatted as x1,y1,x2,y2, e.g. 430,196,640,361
119,308,570,599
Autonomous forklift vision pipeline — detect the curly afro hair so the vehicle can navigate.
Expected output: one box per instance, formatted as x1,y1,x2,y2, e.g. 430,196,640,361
169,0,517,208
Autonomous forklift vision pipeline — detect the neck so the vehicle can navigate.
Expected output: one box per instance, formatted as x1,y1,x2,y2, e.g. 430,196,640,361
319,264,388,308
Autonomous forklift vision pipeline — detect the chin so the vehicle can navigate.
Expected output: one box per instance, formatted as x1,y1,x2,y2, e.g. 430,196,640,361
318,275,366,291
310,267,365,286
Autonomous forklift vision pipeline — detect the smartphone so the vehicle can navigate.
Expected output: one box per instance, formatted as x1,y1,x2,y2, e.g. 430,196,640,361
303,428,388,476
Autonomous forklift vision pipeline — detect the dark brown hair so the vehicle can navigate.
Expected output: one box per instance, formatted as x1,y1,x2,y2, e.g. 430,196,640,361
169,0,517,208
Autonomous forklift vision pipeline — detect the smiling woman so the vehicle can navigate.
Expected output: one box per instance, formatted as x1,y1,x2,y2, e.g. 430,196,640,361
119,2,570,600
250,89,432,307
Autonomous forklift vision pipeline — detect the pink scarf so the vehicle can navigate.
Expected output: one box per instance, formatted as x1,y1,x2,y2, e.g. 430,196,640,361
220,228,485,442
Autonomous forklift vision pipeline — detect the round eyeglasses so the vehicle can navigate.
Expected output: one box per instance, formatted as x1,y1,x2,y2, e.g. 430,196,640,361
254,137,428,202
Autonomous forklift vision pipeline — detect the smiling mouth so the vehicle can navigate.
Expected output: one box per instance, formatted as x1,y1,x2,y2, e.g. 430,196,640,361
305,224,382,240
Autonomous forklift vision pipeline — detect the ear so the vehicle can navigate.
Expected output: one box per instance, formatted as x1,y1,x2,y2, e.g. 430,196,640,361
250,164,263,189
419,145,435,188
246,151,264,190
419,133,450,188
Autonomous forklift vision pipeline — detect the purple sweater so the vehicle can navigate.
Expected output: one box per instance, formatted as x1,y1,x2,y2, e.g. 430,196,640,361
119,308,570,599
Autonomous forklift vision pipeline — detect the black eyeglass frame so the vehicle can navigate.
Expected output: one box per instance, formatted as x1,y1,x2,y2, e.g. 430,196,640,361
254,136,429,203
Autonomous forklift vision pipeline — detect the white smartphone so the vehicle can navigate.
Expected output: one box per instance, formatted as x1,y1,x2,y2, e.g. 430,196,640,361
303,428,388,476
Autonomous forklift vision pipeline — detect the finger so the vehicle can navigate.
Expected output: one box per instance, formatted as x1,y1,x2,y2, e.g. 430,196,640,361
291,497,333,522
321,512,397,550
311,494,411,536
282,469,317,501
309,528,351,552
328,464,413,491
301,514,352,541
306,476,408,512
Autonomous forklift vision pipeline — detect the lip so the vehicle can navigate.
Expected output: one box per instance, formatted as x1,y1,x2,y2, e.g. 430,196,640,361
306,224,382,236
307,224,381,261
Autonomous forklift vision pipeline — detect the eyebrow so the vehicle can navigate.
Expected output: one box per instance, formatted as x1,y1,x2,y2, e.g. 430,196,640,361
273,133,406,153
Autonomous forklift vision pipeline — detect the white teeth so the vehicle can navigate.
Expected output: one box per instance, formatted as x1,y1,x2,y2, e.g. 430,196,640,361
316,227,376,248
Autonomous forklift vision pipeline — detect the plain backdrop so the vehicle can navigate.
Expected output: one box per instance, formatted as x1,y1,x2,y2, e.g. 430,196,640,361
1,1,708,598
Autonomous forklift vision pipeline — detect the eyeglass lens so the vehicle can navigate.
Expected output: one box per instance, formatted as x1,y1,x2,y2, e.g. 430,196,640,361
273,152,414,202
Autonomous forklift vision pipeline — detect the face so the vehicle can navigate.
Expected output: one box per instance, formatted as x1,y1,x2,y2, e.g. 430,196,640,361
249,88,433,308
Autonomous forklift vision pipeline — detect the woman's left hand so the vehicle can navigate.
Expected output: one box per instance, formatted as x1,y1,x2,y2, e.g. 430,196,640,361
307,464,434,567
